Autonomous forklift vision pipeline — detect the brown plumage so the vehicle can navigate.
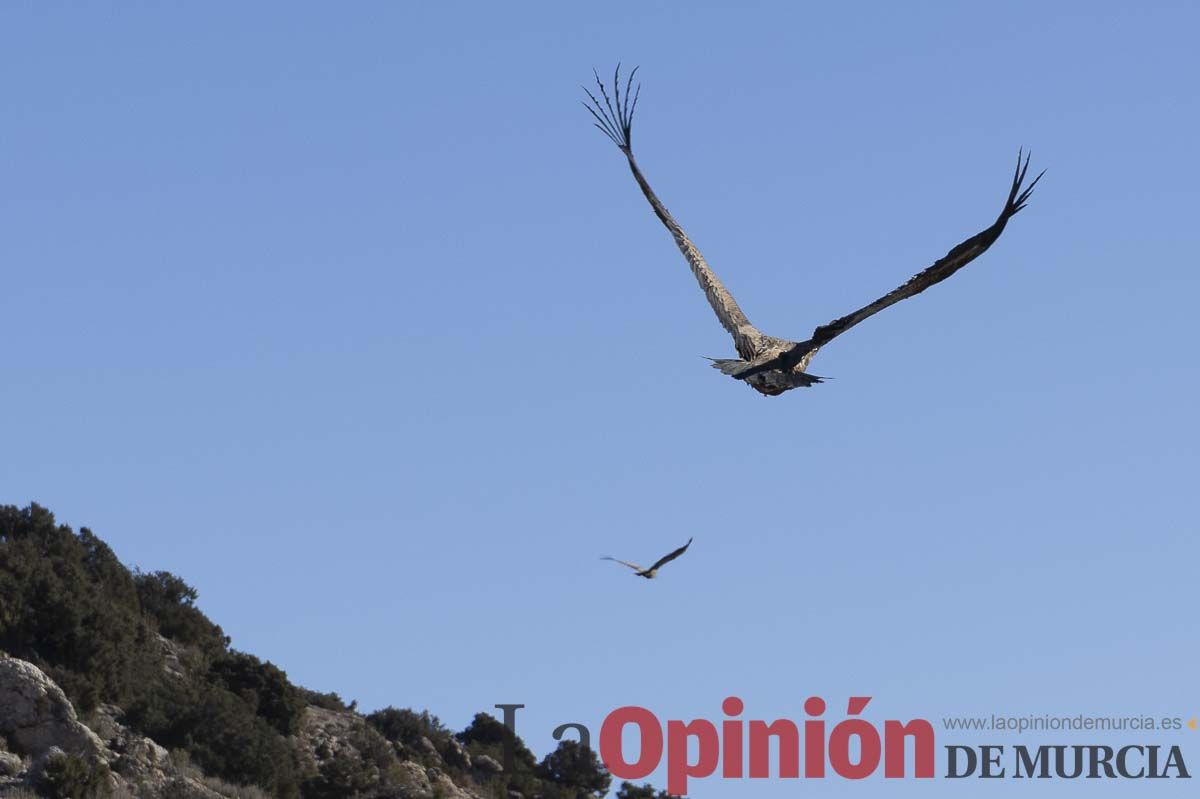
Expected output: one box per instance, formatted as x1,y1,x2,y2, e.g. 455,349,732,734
584,65,1044,396
602,537,693,580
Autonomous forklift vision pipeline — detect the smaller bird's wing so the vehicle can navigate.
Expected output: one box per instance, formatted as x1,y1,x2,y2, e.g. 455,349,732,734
734,152,1044,380
602,556,644,572
646,537,693,573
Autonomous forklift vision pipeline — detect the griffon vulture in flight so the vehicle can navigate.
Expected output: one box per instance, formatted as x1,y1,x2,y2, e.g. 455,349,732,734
583,66,1044,396
603,537,693,579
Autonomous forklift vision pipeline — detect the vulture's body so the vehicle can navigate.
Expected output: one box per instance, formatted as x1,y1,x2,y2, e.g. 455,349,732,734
583,67,1043,396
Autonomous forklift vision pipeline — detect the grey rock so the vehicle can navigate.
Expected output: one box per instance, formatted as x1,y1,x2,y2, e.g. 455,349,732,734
111,732,172,789
429,768,473,798
0,656,109,761
158,634,187,681
0,655,230,799
419,735,441,761
0,654,495,799
31,745,67,777
0,750,23,777
86,703,125,745
395,760,432,795
442,736,472,769
158,776,227,799
472,754,503,775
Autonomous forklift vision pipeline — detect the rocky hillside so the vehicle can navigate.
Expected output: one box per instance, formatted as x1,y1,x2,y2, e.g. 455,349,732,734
0,504,674,799
0,652,494,798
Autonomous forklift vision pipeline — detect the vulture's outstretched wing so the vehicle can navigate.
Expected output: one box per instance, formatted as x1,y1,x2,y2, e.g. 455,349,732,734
585,66,761,361
646,537,693,573
602,556,645,572
734,152,1044,380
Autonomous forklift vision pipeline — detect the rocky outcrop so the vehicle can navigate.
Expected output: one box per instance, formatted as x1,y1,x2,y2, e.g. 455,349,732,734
0,654,494,799
427,767,477,799
0,751,22,778
90,704,208,798
0,656,223,798
395,760,433,794
294,705,487,799
295,703,382,786
418,735,441,760
0,656,108,762
441,736,472,770
157,635,187,681
472,754,504,776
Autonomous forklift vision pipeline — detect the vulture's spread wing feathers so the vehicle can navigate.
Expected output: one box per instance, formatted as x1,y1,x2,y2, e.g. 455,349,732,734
735,152,1044,380
585,66,763,361
601,556,644,572
647,537,693,573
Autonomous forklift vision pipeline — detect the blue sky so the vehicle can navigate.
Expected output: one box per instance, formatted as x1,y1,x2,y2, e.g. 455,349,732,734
3,2,1198,795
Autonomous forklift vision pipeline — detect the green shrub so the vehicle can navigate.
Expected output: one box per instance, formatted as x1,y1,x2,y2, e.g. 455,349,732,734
134,570,229,658
457,713,540,795
1,504,313,797
365,706,448,747
536,740,611,798
37,753,112,799
614,782,680,798
126,678,301,798
210,651,304,736
301,726,396,799
0,504,159,713
298,688,351,712
457,713,536,768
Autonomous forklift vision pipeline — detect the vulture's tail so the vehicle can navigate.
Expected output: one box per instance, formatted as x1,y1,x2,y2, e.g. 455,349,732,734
708,358,828,387
708,358,752,377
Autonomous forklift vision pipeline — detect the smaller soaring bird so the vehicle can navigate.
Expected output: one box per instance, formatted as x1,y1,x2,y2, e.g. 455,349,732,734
603,537,694,579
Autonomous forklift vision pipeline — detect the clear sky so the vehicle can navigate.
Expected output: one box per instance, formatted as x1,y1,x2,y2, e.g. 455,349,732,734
3,2,1198,796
